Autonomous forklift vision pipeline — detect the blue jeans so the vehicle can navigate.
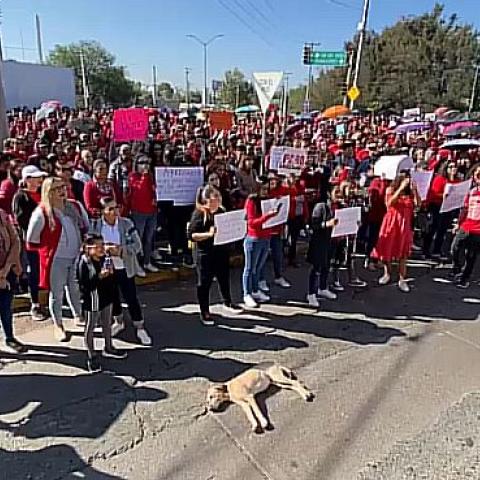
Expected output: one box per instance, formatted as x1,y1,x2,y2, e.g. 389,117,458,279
260,234,284,281
26,250,40,304
243,237,270,296
131,211,157,265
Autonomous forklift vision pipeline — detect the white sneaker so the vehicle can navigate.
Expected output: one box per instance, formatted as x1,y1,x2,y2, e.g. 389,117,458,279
145,263,159,273
54,325,68,342
378,273,391,285
136,267,146,278
398,279,410,293
332,281,345,292
151,251,162,261
243,295,259,308
307,294,320,307
252,290,270,302
274,277,291,288
111,322,125,337
317,289,337,300
137,328,152,346
258,280,270,292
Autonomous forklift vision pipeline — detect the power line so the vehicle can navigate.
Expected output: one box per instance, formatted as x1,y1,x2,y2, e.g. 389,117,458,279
244,0,272,26
327,0,362,10
216,0,273,47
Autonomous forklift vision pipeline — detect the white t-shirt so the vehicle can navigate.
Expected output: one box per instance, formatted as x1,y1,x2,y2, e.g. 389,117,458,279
100,218,125,270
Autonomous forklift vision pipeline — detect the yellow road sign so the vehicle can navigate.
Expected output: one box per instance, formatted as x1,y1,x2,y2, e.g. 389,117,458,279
347,86,360,102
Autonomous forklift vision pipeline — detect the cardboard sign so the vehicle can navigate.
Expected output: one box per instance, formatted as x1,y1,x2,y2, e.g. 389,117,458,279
440,180,471,213
214,210,247,245
331,207,362,238
269,146,308,172
373,155,414,181
412,171,434,201
113,108,148,143
261,195,290,229
209,111,233,131
155,167,204,205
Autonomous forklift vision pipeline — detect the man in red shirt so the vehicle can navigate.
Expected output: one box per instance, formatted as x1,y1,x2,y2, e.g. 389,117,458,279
451,165,480,288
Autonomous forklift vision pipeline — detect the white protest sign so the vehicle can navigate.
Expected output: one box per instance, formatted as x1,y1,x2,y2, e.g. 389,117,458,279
373,155,414,180
332,207,362,238
269,146,284,170
253,72,284,113
155,167,204,205
278,147,308,173
403,107,421,118
214,210,247,245
261,195,290,229
440,180,471,213
412,170,433,201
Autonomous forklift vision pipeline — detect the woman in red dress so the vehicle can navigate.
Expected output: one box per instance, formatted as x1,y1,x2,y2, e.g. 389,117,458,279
372,170,421,292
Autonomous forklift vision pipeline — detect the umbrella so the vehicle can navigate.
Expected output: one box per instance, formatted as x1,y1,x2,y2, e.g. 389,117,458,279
235,105,260,114
394,122,432,134
442,121,478,135
434,106,450,118
285,123,304,137
322,105,351,119
440,139,480,150
444,124,480,137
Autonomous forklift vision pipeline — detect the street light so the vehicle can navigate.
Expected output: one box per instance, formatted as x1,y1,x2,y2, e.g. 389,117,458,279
186,33,224,107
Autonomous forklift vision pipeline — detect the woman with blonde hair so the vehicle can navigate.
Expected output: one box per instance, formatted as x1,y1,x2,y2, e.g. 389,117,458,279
26,177,89,341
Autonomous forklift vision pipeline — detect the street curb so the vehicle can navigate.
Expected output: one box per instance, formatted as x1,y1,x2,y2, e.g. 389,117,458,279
12,253,246,314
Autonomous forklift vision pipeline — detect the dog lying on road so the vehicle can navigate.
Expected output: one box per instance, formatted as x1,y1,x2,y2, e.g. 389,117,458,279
206,362,315,433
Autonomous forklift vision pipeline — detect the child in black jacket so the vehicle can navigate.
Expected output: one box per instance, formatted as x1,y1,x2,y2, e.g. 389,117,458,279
77,234,126,372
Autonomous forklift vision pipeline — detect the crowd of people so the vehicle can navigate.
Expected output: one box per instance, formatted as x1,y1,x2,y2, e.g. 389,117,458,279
0,105,479,371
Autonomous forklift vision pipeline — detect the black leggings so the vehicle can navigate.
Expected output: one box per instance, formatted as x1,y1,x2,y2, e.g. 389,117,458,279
196,253,231,315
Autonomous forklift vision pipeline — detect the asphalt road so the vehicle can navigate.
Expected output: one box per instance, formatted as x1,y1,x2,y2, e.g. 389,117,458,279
1,257,480,480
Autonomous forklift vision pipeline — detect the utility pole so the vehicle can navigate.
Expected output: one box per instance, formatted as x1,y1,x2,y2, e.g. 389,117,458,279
469,65,479,113
79,50,89,109
35,14,44,64
350,0,370,110
282,72,292,132
152,65,157,106
185,66,191,110
186,34,224,108
235,83,240,110
343,46,354,107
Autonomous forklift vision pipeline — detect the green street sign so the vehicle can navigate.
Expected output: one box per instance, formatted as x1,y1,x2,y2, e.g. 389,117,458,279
309,51,347,66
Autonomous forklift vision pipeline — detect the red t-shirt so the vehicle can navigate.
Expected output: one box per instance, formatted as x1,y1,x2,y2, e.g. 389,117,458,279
460,188,480,235
245,197,275,240
128,172,156,215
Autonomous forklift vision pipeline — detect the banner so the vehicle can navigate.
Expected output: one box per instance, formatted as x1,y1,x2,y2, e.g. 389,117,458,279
269,146,308,172
209,111,234,131
261,195,290,229
155,167,204,205
412,171,434,201
253,72,284,113
332,207,362,238
440,180,471,213
113,108,148,143
214,210,247,245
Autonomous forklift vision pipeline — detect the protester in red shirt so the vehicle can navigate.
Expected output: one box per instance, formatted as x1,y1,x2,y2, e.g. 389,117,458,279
423,161,461,258
258,173,291,291
83,159,121,219
128,156,158,273
0,156,24,214
451,164,480,288
242,177,279,308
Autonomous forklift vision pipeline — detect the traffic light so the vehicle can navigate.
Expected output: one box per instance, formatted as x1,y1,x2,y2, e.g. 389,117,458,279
303,44,312,65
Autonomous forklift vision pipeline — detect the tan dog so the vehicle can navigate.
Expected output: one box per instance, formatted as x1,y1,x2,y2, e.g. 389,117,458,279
207,362,315,433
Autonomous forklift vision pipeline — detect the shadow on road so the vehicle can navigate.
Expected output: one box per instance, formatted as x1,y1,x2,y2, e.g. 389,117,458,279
0,444,125,480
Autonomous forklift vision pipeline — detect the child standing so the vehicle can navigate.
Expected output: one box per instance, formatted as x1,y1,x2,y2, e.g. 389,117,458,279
77,234,126,372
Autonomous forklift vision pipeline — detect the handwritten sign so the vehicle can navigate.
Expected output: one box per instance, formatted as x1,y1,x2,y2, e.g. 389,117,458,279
440,180,471,213
214,210,247,245
155,167,204,205
261,195,290,229
412,171,433,201
269,146,308,172
332,207,362,238
209,111,234,131
113,108,148,143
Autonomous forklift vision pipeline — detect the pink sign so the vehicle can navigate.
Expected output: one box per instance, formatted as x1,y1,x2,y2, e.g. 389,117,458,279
113,108,148,142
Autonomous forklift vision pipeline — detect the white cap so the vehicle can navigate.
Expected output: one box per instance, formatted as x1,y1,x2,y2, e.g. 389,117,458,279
22,165,48,182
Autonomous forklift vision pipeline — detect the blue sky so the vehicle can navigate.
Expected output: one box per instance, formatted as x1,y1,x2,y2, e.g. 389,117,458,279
1,0,479,91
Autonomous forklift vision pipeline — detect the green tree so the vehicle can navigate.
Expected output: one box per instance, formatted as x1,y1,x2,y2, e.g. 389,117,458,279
47,40,137,108
309,3,480,112
218,68,256,108
157,82,174,100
